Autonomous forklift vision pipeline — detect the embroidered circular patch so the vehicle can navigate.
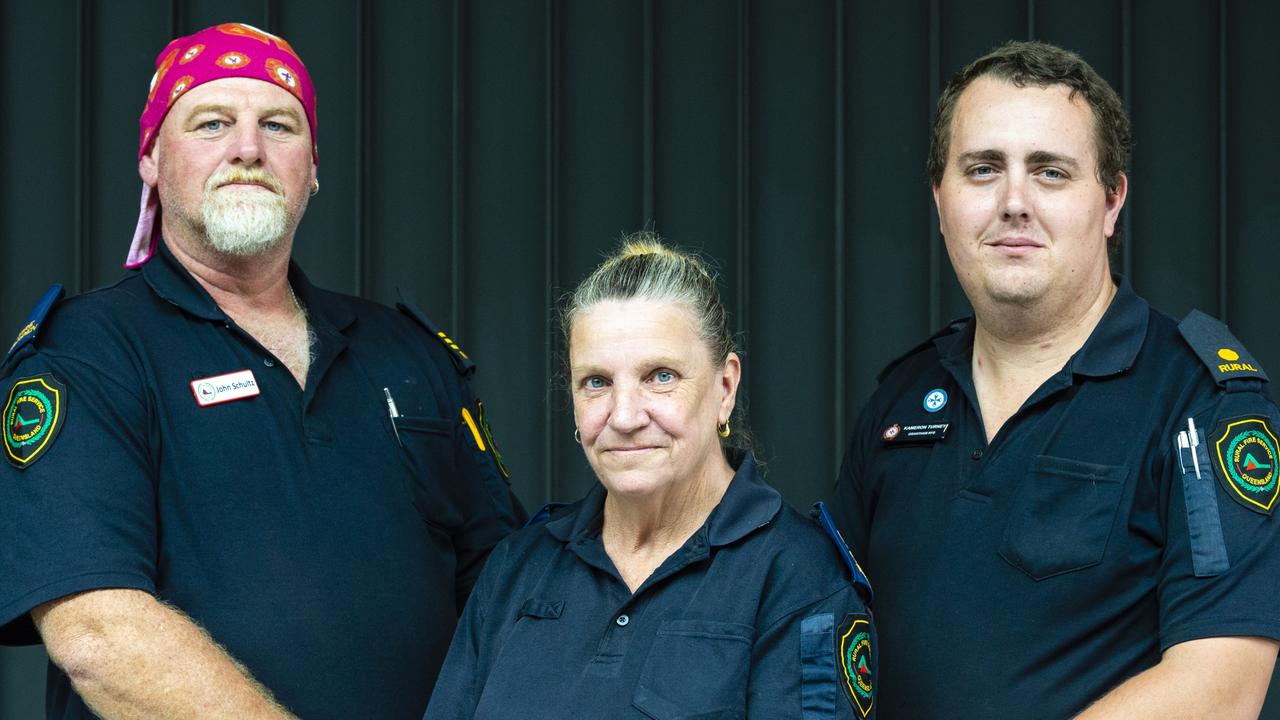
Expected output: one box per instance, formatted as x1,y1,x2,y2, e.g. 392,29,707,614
1212,416,1278,514
837,613,875,718
4,374,67,468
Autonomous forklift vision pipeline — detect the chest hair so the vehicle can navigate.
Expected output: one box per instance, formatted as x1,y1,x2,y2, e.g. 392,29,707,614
235,311,314,387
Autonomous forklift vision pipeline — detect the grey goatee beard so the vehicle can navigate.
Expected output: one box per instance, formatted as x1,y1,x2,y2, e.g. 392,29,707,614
200,168,289,256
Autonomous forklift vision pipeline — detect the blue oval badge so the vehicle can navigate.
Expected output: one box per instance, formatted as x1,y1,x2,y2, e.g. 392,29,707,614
923,388,948,413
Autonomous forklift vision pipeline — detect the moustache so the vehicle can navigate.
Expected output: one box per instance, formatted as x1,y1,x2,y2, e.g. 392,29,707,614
205,169,285,195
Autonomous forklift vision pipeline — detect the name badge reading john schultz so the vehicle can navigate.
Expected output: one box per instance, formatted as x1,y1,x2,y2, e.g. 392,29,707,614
191,369,261,407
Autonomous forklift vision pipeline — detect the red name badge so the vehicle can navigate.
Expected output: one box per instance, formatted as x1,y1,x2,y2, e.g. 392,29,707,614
191,369,261,407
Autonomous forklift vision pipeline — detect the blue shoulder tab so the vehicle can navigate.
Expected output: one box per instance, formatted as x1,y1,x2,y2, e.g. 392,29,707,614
4,284,64,367
876,317,968,383
1178,310,1268,386
813,501,874,605
395,291,476,376
525,501,569,528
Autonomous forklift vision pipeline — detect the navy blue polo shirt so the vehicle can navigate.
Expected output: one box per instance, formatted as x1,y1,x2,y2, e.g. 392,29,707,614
427,452,878,719
0,242,524,719
832,277,1280,718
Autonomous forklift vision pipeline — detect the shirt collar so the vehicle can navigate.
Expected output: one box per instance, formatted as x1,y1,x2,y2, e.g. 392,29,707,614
545,451,783,547
1066,275,1148,377
141,239,355,332
933,274,1148,381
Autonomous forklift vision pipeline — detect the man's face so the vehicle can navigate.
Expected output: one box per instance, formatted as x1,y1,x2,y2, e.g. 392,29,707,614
140,77,316,257
933,76,1126,311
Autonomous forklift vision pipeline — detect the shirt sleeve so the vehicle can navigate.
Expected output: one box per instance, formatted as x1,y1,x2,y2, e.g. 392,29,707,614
831,403,876,557
448,375,526,612
1157,387,1280,649
0,351,157,644
747,583,878,720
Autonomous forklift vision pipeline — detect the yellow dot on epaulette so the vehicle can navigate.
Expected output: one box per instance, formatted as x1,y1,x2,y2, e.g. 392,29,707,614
438,331,447,338
1218,348,1240,361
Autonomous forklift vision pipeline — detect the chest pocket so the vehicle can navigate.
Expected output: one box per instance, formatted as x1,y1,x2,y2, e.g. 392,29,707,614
999,455,1127,580
394,415,461,530
632,620,754,720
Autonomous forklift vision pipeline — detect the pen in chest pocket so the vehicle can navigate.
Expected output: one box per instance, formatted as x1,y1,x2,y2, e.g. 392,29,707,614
383,387,403,447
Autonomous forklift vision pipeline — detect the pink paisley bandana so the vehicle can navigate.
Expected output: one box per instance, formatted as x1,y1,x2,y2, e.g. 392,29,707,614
127,23,318,267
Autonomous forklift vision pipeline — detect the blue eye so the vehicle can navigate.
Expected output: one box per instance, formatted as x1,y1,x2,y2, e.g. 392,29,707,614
1040,168,1065,180
584,377,606,390
202,120,224,131
265,121,285,132
654,370,675,383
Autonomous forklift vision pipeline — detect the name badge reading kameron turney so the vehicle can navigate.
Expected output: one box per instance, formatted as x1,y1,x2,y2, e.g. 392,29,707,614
881,422,949,444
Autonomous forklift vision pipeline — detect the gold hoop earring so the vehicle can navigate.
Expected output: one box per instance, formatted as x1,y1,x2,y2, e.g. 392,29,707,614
717,421,731,438
574,428,582,443
311,179,320,195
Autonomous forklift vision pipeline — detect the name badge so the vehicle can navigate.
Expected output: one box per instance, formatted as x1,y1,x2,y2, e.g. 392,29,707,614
191,369,261,407
881,422,949,444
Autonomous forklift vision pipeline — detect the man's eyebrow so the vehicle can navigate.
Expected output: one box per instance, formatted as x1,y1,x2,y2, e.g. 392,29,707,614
182,103,235,120
956,149,1005,164
181,104,304,122
260,106,305,122
1026,150,1080,168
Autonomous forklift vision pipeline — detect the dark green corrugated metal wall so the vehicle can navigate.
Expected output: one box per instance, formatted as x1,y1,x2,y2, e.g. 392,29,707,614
2,0,1277,715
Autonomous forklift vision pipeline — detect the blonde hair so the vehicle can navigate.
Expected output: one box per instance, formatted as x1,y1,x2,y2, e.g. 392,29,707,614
563,231,735,365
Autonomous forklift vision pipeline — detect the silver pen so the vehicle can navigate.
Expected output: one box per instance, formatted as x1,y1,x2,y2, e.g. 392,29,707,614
1186,417,1201,479
384,387,403,447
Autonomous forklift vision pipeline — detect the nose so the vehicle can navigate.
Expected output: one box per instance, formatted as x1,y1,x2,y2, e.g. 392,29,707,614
999,174,1030,223
607,383,650,434
226,120,263,165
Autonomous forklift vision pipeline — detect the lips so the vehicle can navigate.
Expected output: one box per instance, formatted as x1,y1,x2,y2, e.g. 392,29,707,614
217,181,276,192
987,236,1044,256
990,236,1043,248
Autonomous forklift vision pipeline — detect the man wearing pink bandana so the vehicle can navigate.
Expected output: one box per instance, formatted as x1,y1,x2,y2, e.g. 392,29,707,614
0,23,524,719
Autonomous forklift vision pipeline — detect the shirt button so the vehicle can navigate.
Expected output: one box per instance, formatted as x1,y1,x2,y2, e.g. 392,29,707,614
971,448,984,460
263,358,275,368
615,614,630,627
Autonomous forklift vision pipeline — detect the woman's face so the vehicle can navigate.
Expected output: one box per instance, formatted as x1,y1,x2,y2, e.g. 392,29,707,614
570,299,740,499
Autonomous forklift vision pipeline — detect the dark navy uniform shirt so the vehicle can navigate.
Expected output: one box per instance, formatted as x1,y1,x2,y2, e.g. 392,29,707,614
0,242,525,720
832,278,1280,718
427,452,878,720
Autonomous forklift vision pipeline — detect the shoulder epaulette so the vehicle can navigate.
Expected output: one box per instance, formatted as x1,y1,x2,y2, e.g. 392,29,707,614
1178,310,1268,386
876,317,968,383
812,501,874,605
525,501,569,528
395,292,476,376
3,284,64,369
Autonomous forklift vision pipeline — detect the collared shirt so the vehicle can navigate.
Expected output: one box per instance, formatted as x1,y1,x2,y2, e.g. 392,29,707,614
0,242,524,720
427,452,877,719
833,277,1280,718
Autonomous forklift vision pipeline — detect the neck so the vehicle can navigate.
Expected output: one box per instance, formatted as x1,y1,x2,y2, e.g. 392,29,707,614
164,230,313,388
971,276,1117,377
602,453,734,554
967,277,1117,443
163,229,295,316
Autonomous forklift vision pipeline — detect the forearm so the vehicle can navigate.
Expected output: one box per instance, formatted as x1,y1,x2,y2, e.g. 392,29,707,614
33,589,296,720
1074,636,1277,720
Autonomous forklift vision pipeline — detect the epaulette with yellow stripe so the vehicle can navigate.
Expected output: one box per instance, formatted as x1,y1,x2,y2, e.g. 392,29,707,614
395,293,476,376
